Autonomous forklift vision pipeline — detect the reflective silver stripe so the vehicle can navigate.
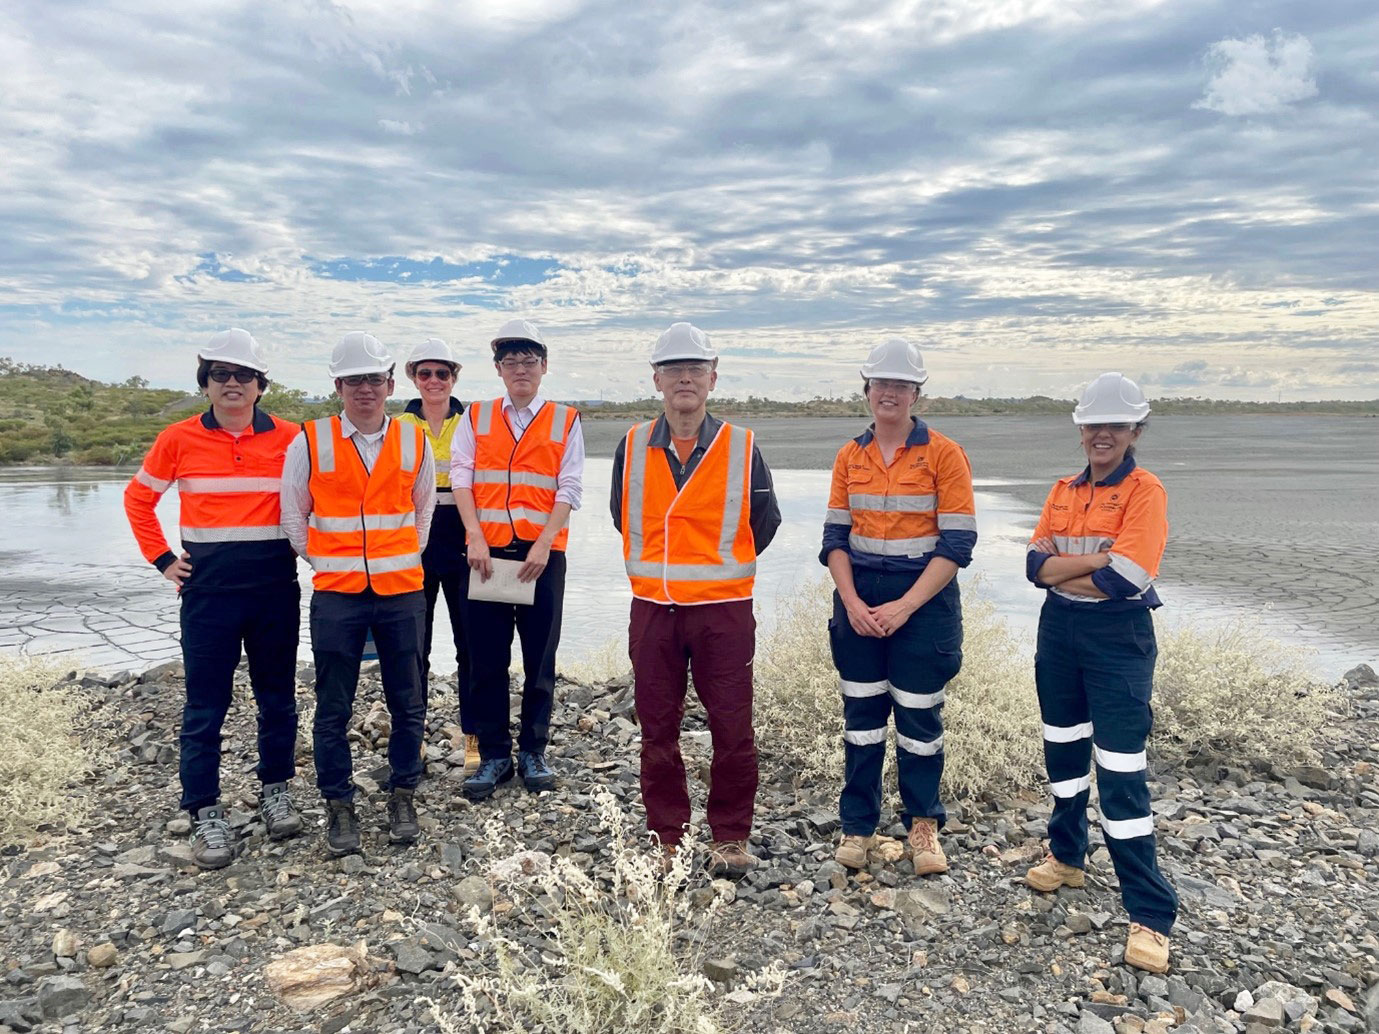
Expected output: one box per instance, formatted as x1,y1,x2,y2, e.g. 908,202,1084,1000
848,493,935,513
176,477,282,494
472,470,559,490
399,423,418,473
435,494,457,506
890,686,945,710
549,403,570,443
824,507,852,525
1051,586,1108,604
1050,775,1092,798
624,423,648,565
1052,535,1114,555
1094,746,1146,773
508,507,552,527
474,400,494,436
896,732,944,756
844,727,888,746
311,418,335,473
849,533,938,557
1108,552,1152,591
1100,815,1154,839
180,525,287,543
624,559,756,581
368,552,422,573
937,513,977,531
716,425,750,566
135,467,171,492
840,679,889,698
477,508,514,524
309,513,417,533
1042,722,1093,743
308,555,366,573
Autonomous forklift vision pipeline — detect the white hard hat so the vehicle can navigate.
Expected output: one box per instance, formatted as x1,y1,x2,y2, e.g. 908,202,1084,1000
198,328,268,374
650,322,716,366
859,337,927,386
491,319,546,355
1072,372,1151,425
407,337,457,369
328,332,393,378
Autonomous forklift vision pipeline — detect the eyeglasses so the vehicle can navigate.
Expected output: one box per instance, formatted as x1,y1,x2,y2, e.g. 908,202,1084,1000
870,378,916,395
1082,422,1135,433
340,373,388,387
498,357,542,371
658,362,712,378
208,368,259,384
415,367,453,381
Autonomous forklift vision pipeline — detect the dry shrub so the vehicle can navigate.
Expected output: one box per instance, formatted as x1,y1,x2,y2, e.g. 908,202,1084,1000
559,635,631,687
1151,618,1336,766
0,659,95,843
753,580,1043,801
436,791,784,1034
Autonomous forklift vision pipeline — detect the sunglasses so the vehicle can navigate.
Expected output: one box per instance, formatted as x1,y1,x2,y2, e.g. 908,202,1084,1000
341,373,388,387
415,367,453,381
208,368,259,384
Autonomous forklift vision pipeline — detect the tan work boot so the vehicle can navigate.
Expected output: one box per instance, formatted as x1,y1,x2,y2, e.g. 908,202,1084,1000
907,818,948,875
835,834,876,870
1124,922,1170,973
1024,853,1086,892
463,734,481,776
707,840,757,879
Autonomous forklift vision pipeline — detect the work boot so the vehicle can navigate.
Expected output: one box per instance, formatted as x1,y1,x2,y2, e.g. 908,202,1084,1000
1025,853,1086,892
325,798,361,857
463,757,514,801
1124,923,1171,973
908,817,948,876
387,788,420,844
835,834,876,870
463,734,481,777
517,751,556,792
707,840,757,879
259,782,304,841
190,805,236,870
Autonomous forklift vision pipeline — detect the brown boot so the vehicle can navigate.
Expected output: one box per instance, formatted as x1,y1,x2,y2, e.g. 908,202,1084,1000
707,840,757,879
463,734,481,777
1025,853,1086,892
1124,923,1170,973
835,834,876,870
907,818,948,875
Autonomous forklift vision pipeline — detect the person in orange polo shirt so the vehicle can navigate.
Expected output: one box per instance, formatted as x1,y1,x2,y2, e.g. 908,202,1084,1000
279,332,436,856
123,329,303,870
451,319,584,801
610,323,781,878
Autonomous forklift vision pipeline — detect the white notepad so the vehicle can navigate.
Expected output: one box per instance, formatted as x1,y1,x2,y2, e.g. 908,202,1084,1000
467,557,536,606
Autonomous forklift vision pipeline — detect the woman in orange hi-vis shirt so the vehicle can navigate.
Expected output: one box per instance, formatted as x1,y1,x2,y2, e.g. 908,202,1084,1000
1023,372,1178,976
820,338,977,880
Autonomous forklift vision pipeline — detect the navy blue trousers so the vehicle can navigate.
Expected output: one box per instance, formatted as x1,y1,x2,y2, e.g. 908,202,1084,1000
1035,599,1179,934
422,563,474,733
830,573,962,835
310,588,427,801
178,586,300,814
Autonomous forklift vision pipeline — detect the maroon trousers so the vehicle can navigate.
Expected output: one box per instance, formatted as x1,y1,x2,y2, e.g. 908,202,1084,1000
629,598,758,845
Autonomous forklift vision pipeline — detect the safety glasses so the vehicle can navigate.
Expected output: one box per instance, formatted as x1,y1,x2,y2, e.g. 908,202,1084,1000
1082,422,1135,433
208,368,259,384
341,374,388,387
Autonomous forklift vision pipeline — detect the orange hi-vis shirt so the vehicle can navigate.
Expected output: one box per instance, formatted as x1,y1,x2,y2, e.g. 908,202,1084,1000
620,419,756,605
821,419,977,572
304,415,425,595
124,407,298,592
468,398,578,551
1025,455,1167,611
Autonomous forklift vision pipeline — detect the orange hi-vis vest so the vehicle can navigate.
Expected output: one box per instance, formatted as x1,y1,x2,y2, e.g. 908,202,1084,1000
469,398,578,551
304,416,424,595
620,419,756,605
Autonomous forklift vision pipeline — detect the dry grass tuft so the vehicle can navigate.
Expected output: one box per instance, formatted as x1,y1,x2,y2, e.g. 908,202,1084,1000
0,659,95,844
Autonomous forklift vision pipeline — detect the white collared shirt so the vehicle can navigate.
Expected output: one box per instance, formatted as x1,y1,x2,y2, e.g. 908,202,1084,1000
280,413,436,559
449,393,585,509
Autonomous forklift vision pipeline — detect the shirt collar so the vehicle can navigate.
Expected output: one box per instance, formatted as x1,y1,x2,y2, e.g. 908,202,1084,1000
338,412,390,440
502,393,543,416
201,406,275,434
854,416,930,448
648,410,721,449
1071,454,1137,487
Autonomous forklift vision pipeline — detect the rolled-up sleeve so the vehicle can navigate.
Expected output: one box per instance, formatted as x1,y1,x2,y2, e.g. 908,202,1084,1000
819,447,852,565
931,439,977,568
1091,479,1166,600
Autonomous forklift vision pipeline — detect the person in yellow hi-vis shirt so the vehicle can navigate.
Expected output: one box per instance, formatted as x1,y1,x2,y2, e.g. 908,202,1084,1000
398,338,477,776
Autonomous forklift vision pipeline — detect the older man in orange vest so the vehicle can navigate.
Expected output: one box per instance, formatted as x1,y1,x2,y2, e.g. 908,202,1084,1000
280,332,435,856
610,323,781,877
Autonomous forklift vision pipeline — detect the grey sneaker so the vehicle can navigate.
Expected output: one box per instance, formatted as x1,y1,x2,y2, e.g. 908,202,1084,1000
260,782,304,841
387,788,420,844
191,805,236,870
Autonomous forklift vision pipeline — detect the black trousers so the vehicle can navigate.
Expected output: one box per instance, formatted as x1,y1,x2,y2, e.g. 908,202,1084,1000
310,588,427,801
422,563,474,733
179,586,300,814
461,543,566,758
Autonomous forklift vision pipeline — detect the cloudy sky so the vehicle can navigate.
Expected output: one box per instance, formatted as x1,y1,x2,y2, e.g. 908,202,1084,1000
3,0,1377,402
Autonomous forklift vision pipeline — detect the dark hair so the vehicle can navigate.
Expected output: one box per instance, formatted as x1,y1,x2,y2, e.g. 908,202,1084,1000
197,359,268,392
493,342,547,363
1126,416,1148,459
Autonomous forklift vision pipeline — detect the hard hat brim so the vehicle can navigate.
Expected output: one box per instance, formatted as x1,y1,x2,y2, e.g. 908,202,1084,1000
330,363,395,378
197,352,269,374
